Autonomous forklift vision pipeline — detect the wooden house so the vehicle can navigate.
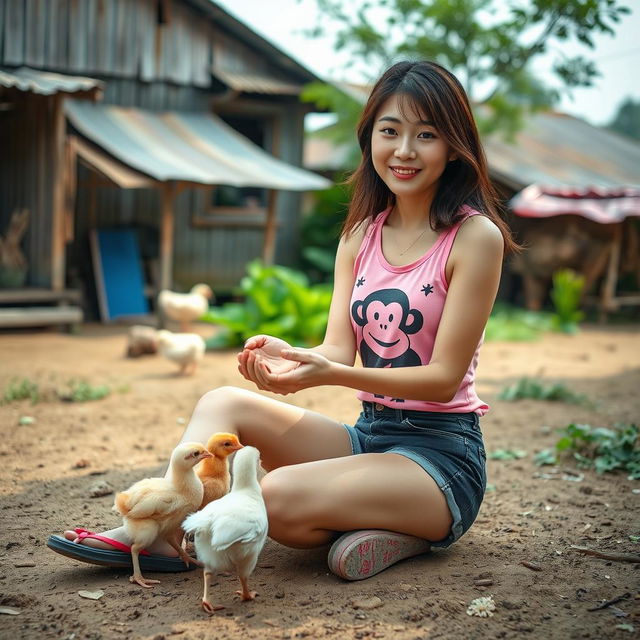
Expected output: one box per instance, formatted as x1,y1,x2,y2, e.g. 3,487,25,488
0,0,330,325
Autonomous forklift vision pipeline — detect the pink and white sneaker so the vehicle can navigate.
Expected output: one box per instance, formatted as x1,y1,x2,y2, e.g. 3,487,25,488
327,529,431,580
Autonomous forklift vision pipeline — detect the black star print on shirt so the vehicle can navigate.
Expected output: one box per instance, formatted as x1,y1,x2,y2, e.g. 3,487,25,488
422,284,434,296
356,277,366,287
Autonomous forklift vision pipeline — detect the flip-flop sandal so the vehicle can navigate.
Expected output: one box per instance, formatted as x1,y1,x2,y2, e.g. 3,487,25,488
46,528,196,572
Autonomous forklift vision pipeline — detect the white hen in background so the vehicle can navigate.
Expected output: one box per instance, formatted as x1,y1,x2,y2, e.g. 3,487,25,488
182,446,268,613
158,283,213,332
156,329,205,375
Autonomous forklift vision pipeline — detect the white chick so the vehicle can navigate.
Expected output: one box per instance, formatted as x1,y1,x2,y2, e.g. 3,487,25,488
156,329,205,375
182,446,268,613
158,283,213,332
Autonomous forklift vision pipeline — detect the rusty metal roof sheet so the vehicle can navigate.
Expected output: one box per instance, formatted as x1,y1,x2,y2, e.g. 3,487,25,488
65,100,330,191
0,67,102,96
212,67,302,95
484,111,640,190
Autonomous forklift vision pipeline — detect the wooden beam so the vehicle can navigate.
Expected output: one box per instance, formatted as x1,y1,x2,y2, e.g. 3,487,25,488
160,182,176,290
50,95,67,291
600,222,623,320
263,189,278,265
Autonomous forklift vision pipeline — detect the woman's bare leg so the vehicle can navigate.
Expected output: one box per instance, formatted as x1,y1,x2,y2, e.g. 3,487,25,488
64,386,352,551
262,453,452,548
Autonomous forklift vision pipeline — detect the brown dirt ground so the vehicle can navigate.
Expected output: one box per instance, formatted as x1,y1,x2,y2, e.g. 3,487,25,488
0,323,639,640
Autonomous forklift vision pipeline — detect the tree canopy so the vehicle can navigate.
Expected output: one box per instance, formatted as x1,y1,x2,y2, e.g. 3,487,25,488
303,0,630,137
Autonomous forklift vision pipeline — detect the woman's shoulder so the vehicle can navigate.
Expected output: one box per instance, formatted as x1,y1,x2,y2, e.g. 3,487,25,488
451,211,504,266
339,210,386,259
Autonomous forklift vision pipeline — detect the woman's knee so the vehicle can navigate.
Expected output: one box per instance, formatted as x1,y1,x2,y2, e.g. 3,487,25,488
261,468,310,540
195,386,270,421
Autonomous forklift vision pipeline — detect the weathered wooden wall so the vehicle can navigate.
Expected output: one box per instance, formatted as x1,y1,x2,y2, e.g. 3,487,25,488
0,0,313,293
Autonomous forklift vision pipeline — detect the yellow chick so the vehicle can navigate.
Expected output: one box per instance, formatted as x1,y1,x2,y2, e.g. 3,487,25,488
197,433,244,509
158,283,213,332
156,329,206,375
114,442,213,588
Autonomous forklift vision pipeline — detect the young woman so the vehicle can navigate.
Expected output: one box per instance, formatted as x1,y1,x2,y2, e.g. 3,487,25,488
49,60,517,581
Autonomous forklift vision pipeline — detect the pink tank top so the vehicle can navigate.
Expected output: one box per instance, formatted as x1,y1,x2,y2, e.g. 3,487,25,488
350,207,489,415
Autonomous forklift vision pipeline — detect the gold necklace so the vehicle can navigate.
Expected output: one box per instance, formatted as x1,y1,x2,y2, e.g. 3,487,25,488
396,226,429,256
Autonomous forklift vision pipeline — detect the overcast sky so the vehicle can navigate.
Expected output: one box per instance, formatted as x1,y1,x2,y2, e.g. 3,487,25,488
215,0,639,128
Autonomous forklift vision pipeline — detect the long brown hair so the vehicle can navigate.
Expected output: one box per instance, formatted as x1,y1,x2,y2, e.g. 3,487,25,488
343,60,518,254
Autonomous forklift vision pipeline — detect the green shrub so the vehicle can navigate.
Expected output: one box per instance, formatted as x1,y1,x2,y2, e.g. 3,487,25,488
534,422,640,479
202,260,332,349
550,268,585,334
299,184,349,283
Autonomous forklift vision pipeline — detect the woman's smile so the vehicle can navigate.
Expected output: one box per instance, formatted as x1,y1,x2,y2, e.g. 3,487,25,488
390,166,421,180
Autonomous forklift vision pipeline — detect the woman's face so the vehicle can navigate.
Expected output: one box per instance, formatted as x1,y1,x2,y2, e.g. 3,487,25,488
371,94,454,206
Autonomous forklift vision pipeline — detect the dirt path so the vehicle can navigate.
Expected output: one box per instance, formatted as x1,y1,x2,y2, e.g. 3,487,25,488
0,324,638,639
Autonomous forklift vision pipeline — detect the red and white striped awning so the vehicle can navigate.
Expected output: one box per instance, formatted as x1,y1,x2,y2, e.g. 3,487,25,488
510,185,640,224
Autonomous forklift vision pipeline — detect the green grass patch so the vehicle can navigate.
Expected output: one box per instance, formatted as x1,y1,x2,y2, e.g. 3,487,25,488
1,377,40,405
485,304,553,342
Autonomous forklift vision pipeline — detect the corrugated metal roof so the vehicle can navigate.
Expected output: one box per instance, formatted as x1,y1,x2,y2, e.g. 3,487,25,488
304,92,640,189
212,67,302,95
65,101,330,191
484,111,640,190
0,67,102,96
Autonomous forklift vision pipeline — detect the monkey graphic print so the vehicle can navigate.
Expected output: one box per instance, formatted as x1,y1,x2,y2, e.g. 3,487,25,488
349,208,489,415
351,289,424,369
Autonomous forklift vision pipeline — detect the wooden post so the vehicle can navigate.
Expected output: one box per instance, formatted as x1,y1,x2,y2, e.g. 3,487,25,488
160,181,176,291
50,95,66,291
599,222,623,321
263,189,278,265
64,136,78,244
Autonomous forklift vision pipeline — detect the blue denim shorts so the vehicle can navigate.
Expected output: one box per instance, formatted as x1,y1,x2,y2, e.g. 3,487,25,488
342,401,487,548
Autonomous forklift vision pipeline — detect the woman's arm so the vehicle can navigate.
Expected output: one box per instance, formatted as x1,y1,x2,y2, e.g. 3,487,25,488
238,227,363,386
258,216,504,400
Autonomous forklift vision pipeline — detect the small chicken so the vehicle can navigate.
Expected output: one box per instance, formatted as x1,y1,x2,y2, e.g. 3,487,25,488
114,442,213,588
182,446,268,613
197,433,244,509
126,325,159,358
156,329,206,375
158,283,213,332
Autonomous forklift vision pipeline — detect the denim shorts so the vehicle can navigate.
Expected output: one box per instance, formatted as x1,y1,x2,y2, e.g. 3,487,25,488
342,401,487,548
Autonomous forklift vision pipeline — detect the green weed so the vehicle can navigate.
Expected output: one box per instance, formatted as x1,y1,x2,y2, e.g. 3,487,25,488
488,448,527,460
499,377,588,405
58,379,110,403
534,422,640,479
1,377,40,405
